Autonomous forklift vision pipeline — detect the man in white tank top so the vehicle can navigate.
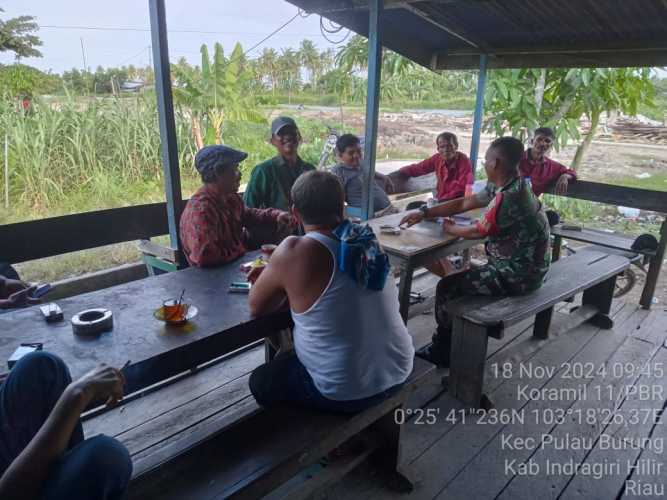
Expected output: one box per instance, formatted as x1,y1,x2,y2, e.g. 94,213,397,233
247,171,415,413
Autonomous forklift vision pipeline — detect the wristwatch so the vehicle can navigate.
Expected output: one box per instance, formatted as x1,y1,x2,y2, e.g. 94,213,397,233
419,204,429,218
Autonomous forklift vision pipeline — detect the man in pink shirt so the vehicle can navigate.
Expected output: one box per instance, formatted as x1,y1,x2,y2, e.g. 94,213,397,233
520,127,577,196
397,132,473,201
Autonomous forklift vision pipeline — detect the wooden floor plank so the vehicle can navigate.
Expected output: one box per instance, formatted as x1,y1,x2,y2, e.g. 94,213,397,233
559,346,667,499
439,306,652,499
331,308,616,500
497,310,667,500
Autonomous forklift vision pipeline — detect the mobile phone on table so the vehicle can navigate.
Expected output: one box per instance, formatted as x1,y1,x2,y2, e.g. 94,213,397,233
229,282,251,293
31,283,52,298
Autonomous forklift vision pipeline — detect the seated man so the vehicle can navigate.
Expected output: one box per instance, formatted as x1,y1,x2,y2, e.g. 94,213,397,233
520,127,577,196
244,117,315,211
0,274,38,310
247,170,415,413
401,137,550,366
180,145,293,267
0,352,131,499
330,134,397,217
397,132,473,202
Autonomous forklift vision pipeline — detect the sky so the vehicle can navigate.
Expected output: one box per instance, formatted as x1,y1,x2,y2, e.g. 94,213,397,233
1,0,345,74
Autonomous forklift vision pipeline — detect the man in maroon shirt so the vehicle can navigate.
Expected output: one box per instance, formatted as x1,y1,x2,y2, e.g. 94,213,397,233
520,127,577,196
397,132,473,201
180,145,293,267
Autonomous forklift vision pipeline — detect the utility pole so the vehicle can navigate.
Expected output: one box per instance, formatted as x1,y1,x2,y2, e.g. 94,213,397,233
80,37,87,72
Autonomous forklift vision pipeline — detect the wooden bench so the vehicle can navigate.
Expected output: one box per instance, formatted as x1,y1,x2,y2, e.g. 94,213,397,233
549,179,667,309
444,250,630,408
84,349,434,499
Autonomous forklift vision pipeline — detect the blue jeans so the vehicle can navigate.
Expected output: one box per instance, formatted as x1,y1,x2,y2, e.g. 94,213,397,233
249,351,403,413
0,352,132,500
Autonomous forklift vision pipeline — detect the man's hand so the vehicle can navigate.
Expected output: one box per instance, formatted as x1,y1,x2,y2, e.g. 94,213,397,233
0,286,40,309
4,279,30,297
277,211,295,229
442,218,459,234
399,211,424,228
69,364,125,407
246,265,265,285
554,174,571,196
380,173,395,194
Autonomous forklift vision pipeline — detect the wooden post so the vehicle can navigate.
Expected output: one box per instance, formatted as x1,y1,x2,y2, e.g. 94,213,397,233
469,54,488,177
4,132,8,209
361,0,383,221
148,0,187,268
640,219,667,309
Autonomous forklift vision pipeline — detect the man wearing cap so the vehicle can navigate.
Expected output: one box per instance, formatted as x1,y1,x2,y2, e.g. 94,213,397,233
244,117,316,211
180,145,294,267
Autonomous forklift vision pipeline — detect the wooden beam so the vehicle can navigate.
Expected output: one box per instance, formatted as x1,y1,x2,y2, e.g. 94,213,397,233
401,3,481,51
295,0,458,13
0,201,186,264
559,180,667,214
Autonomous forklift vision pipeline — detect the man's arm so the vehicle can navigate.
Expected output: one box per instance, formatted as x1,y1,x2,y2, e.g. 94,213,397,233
181,204,243,267
248,238,293,316
443,219,484,239
0,365,124,500
401,194,487,227
243,167,266,208
398,155,437,178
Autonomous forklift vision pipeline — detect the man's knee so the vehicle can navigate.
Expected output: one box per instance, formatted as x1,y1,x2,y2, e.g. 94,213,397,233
12,351,71,389
79,435,132,487
249,364,272,406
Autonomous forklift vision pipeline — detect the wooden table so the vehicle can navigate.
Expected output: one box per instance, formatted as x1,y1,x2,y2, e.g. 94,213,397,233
0,251,291,393
368,211,484,322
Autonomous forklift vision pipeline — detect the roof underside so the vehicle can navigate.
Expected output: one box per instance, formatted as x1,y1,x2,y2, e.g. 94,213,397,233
288,0,667,70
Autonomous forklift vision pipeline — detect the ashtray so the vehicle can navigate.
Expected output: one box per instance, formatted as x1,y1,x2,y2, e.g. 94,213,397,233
153,305,198,325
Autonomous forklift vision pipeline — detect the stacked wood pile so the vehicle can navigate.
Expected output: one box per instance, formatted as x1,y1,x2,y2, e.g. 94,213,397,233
609,118,667,144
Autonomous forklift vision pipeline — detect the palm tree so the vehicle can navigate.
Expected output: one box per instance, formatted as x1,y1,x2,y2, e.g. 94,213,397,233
299,39,320,88
258,48,279,94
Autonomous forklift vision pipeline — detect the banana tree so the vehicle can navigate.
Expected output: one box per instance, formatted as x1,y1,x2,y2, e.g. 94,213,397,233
172,42,265,150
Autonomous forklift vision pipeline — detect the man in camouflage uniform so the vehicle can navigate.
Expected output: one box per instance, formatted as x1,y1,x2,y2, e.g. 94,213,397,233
401,137,551,366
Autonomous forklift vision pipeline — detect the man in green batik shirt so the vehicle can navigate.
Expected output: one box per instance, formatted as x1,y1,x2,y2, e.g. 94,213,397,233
401,137,551,366
244,117,315,211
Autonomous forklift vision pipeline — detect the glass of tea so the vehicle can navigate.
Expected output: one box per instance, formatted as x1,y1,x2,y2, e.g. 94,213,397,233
163,299,189,323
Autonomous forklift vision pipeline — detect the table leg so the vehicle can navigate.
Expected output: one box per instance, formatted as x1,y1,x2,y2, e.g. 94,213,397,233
552,234,562,262
397,263,414,324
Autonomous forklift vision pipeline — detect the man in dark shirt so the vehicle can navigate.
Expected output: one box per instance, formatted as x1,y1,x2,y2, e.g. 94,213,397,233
244,117,315,211
402,137,550,366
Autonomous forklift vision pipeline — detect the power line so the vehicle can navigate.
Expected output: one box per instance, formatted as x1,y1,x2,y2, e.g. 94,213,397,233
243,11,307,56
39,24,320,37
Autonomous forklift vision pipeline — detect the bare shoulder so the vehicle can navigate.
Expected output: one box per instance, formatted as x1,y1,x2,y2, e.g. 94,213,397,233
271,235,324,265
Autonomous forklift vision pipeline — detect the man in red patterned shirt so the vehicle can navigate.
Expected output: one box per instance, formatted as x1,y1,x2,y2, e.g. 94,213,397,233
180,145,293,267
397,132,473,201
520,127,577,196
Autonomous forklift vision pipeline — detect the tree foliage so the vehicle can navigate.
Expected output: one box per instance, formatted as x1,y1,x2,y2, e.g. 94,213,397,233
485,67,655,169
0,8,42,60
171,42,265,149
0,63,59,97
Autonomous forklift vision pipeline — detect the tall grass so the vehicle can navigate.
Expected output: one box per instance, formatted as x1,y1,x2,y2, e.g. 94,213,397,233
0,94,328,223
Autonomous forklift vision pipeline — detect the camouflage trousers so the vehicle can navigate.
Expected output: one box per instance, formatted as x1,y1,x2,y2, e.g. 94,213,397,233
433,264,510,347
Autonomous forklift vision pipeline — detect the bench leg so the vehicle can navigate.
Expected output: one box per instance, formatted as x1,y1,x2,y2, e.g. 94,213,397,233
370,406,415,493
552,234,562,262
449,317,489,408
533,306,554,339
582,276,616,329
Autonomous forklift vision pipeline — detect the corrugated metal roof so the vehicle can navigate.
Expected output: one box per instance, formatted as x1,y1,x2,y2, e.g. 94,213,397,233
288,0,667,69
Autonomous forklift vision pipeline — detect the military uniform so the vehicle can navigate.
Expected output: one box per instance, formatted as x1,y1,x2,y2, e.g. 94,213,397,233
428,176,551,365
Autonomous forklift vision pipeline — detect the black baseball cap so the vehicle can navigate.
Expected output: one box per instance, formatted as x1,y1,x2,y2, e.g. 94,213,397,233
271,116,298,136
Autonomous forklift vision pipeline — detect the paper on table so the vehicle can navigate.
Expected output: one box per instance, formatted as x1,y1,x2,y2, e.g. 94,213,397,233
452,215,475,226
